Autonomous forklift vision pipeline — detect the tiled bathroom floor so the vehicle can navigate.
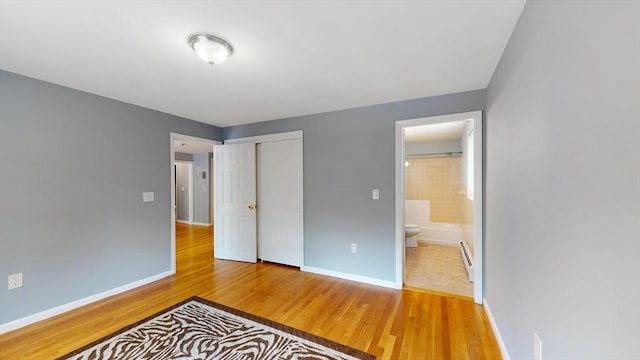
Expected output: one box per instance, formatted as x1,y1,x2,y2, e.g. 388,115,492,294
405,243,473,297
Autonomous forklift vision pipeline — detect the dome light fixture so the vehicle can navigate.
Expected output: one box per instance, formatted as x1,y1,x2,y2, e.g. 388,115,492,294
188,34,233,65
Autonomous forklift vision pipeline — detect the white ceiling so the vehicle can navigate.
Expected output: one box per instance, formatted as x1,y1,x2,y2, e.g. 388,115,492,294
0,1,525,127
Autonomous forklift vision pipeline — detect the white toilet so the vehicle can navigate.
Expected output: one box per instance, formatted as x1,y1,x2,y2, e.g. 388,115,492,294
404,224,420,247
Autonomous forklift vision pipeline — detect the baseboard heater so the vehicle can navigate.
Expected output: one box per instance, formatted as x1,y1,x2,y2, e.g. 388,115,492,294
460,241,474,282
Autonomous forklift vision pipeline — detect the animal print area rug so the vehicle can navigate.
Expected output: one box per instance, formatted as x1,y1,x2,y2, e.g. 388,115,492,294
58,296,375,360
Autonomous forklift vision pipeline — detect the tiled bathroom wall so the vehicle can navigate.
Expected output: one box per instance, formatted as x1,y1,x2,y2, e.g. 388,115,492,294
405,157,462,223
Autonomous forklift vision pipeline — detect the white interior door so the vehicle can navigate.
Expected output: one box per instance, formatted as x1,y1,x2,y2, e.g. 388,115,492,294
214,143,257,263
257,139,303,266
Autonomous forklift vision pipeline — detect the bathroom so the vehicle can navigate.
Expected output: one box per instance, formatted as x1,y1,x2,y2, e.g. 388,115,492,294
403,119,475,298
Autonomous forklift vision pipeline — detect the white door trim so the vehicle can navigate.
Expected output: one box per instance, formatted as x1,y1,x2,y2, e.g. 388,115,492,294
395,111,484,304
170,133,220,274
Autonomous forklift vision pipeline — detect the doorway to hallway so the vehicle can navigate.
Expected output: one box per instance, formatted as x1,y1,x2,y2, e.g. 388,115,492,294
170,133,220,273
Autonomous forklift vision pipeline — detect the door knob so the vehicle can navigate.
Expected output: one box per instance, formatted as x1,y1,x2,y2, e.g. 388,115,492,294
248,204,256,210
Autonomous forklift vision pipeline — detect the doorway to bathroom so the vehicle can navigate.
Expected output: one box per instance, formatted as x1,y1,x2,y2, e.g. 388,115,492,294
395,111,483,304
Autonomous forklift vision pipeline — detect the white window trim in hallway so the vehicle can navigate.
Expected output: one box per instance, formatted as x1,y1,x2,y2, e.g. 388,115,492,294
466,128,475,201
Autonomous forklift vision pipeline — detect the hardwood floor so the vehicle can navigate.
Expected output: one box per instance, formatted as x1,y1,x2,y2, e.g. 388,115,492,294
0,223,502,359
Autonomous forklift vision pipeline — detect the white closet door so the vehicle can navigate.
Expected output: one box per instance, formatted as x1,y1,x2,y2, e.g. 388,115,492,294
214,143,257,263
257,139,303,266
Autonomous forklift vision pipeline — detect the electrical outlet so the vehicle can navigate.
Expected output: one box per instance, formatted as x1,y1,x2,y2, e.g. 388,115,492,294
8,273,23,290
350,243,357,253
534,332,542,360
142,192,155,202
372,189,380,200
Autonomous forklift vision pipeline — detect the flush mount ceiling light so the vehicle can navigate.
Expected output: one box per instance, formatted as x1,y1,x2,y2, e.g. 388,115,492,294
188,34,233,65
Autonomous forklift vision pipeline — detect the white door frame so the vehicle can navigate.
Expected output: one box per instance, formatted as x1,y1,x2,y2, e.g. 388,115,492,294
395,111,484,304
174,161,194,224
224,130,304,267
170,133,221,274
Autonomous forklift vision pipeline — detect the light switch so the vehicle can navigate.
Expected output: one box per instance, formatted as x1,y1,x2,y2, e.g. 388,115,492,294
143,192,155,202
372,189,380,200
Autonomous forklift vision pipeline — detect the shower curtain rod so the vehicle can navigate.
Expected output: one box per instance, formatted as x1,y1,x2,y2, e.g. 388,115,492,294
407,151,462,159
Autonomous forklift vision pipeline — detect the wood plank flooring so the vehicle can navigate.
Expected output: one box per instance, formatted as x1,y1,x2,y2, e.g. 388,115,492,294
0,223,502,359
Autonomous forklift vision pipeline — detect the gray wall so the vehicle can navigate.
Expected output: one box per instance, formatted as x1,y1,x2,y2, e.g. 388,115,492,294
224,90,485,281
486,1,640,359
0,70,221,325
175,152,193,162
193,153,211,224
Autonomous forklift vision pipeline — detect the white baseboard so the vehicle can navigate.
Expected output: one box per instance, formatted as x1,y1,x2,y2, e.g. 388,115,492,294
301,266,401,289
0,271,174,335
192,222,212,226
483,298,510,360
176,220,191,225
418,238,459,246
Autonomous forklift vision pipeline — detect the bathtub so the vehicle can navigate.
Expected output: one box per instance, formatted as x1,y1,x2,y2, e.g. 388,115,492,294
417,222,462,246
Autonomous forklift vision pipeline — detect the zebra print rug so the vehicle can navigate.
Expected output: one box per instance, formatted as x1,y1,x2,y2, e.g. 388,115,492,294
58,296,375,360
